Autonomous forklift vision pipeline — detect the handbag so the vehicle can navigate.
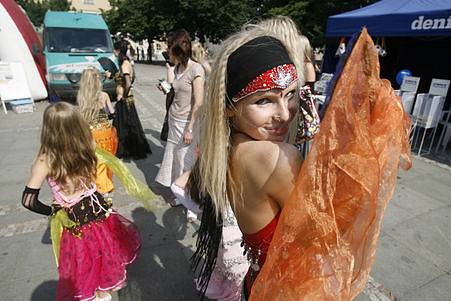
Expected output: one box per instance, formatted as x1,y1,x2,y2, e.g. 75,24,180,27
160,87,175,141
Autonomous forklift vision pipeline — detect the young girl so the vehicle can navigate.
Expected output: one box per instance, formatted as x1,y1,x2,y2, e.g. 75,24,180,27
78,67,118,194
22,102,141,301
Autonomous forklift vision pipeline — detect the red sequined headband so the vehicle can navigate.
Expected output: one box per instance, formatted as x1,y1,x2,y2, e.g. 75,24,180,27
232,64,298,102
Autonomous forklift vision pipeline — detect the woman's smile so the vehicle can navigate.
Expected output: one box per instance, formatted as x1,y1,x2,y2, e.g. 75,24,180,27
265,125,289,136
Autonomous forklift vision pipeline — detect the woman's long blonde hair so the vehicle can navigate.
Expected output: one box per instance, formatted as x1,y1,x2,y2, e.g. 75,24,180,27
39,102,97,192
77,67,103,124
191,21,304,219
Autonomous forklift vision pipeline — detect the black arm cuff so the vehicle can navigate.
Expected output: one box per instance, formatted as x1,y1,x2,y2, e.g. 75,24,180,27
22,186,52,216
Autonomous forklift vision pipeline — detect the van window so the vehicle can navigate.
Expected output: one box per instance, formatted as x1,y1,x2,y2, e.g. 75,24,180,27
45,27,113,53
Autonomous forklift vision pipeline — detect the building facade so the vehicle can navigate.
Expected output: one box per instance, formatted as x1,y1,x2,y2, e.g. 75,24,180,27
71,0,111,13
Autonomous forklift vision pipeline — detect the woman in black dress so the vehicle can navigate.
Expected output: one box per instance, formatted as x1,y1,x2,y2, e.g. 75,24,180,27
112,41,151,160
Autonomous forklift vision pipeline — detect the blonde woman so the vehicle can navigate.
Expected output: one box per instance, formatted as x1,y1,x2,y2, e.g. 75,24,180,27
77,67,118,194
192,41,212,75
299,35,316,87
189,17,410,301
188,25,303,299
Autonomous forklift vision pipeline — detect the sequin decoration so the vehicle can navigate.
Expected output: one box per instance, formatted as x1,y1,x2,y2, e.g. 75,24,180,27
232,64,298,102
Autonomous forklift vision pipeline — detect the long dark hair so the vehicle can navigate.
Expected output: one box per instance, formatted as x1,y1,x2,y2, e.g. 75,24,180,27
114,41,129,66
170,29,192,66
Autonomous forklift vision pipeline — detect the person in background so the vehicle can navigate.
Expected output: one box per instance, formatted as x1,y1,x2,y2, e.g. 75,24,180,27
172,40,212,223
155,29,205,207
191,41,212,75
126,44,135,66
77,67,117,195
299,35,316,90
113,41,151,160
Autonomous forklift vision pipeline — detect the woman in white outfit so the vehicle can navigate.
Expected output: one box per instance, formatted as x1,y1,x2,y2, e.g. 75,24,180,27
155,29,205,198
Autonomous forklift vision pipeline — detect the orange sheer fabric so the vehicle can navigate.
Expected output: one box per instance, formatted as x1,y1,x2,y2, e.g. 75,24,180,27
92,125,118,194
250,28,412,301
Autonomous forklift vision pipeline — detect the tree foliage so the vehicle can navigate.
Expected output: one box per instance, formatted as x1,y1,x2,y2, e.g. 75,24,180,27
104,0,259,42
17,0,72,28
104,0,376,45
263,0,376,46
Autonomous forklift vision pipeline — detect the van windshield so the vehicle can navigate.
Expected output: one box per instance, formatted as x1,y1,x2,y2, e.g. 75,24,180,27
45,27,113,53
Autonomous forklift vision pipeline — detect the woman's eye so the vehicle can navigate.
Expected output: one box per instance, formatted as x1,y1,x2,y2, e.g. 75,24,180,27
255,98,271,105
285,90,295,99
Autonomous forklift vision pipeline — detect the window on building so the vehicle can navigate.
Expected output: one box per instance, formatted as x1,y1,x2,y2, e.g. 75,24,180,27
84,0,94,5
156,44,162,50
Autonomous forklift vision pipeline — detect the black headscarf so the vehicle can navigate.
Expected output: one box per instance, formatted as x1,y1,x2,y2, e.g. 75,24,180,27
226,36,294,102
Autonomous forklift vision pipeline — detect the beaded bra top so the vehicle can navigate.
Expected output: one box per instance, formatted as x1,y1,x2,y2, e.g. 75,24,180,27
89,109,111,130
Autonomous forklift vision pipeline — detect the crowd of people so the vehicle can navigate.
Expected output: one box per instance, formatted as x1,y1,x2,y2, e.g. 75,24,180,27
21,15,410,301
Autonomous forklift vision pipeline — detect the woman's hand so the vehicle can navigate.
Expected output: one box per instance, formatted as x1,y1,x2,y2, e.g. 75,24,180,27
104,70,112,79
156,83,165,94
183,128,193,145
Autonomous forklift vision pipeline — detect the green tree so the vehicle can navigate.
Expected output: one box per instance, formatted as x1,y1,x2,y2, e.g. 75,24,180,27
47,0,71,11
105,0,259,42
104,0,377,46
264,0,376,46
17,0,72,28
17,0,47,27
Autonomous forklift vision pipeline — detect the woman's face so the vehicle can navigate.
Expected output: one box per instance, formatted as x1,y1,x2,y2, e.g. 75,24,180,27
229,82,299,142
113,49,120,57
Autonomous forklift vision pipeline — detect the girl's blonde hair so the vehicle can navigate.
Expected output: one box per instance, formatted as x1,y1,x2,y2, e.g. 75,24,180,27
299,35,313,63
39,102,97,191
77,67,102,124
191,22,304,219
192,41,206,65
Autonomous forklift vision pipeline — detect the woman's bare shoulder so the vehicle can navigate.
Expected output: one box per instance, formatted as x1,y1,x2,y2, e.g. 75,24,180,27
235,140,299,162
234,140,301,185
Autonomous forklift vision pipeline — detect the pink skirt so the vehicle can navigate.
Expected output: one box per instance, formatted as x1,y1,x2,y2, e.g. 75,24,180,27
56,212,141,301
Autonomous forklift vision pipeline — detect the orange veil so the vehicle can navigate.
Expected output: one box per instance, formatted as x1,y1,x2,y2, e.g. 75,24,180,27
250,28,412,300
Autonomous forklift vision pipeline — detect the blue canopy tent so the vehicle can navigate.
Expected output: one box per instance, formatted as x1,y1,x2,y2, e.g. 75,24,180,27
322,0,451,103
326,0,451,37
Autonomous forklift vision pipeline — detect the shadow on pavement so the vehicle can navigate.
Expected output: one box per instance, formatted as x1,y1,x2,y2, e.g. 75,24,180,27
41,227,51,245
118,207,198,300
31,280,57,301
